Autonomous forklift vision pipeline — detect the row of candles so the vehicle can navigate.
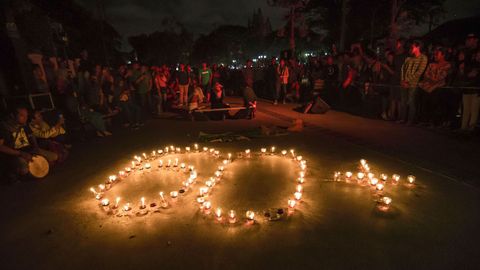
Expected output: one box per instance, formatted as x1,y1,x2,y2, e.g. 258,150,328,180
195,147,306,224
89,145,307,224
333,159,417,210
89,144,224,213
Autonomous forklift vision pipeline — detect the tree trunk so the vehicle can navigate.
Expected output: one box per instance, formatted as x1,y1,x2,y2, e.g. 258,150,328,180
289,6,295,54
389,0,399,49
339,0,348,52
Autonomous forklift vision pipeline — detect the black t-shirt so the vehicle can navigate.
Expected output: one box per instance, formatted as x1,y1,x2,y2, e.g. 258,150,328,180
0,119,33,151
176,70,189,85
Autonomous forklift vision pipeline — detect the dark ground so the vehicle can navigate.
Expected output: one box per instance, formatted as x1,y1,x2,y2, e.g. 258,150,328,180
1,98,479,270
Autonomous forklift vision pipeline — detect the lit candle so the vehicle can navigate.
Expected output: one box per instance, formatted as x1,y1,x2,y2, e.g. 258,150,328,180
370,178,379,186
218,166,224,171
345,171,353,179
290,149,295,157
297,177,305,184
296,184,303,193
157,149,163,155
180,163,186,169
174,158,178,167
300,171,306,178
199,186,209,196
203,147,208,152
176,147,181,153
381,196,392,205
197,197,205,204
194,144,199,151
407,175,416,184
114,197,121,208
214,150,220,156
223,159,228,165
167,159,171,167
165,147,169,153
288,199,296,208
170,191,178,198
215,171,221,178
215,208,222,220
119,171,125,177
261,148,267,154
159,192,166,202
151,150,156,157
229,210,236,223
367,173,375,179
296,156,303,161
131,161,136,168
357,172,365,180
228,153,232,160
186,146,191,152
143,153,147,159
334,171,341,181
144,163,151,169
101,198,109,206
245,149,251,157
98,184,105,192
392,174,400,182
123,203,131,211
270,146,275,153
206,180,213,187
125,167,131,173
294,191,302,200
246,210,255,221
203,201,212,210
158,160,163,167
109,175,117,183
281,150,287,156
376,183,384,191
90,187,97,195
360,159,367,167
140,197,146,209
380,174,388,181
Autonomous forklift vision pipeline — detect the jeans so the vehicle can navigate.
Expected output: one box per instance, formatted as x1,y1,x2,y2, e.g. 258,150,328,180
400,87,417,123
275,83,287,102
461,94,480,130
119,101,142,125
178,84,189,105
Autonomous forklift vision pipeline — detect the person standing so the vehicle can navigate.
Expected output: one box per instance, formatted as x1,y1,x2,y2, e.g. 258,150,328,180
400,40,428,125
135,65,153,114
266,57,278,100
198,62,212,102
389,39,407,121
460,49,480,132
176,63,190,109
275,59,289,105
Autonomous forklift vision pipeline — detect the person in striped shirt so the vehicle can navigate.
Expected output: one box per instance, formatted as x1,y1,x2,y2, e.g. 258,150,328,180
400,40,428,125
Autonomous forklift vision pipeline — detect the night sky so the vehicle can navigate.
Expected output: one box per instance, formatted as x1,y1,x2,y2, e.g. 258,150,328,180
78,0,480,47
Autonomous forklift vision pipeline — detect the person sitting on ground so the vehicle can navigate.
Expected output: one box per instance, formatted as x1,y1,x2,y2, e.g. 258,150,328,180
29,110,69,163
188,79,205,112
209,82,230,120
0,106,58,181
117,80,143,129
79,103,112,137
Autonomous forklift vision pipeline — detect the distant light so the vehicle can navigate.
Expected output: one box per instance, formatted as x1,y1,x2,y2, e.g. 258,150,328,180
232,59,237,63
252,58,258,62
127,60,132,64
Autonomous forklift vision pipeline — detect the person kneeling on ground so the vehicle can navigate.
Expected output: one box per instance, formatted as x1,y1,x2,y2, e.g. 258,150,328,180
29,110,69,163
188,79,205,112
0,107,58,182
79,103,113,137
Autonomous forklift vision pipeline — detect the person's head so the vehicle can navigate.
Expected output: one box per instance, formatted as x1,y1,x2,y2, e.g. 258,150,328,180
14,107,29,125
246,59,253,67
457,50,465,61
95,64,102,73
179,63,185,71
409,40,423,56
271,57,277,65
326,55,334,65
214,82,223,92
280,59,285,67
396,38,405,52
202,62,207,69
434,47,447,62
80,49,88,60
386,51,395,63
465,33,478,48
32,109,43,122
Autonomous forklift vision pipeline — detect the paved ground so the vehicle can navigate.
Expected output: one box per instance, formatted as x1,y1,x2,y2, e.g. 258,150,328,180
1,98,479,270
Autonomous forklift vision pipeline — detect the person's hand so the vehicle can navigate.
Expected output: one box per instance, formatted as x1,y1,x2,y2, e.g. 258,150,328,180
18,151,33,162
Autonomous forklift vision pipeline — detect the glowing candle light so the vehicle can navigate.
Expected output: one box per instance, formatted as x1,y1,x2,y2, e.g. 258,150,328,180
158,160,163,167
271,146,276,153
194,144,199,151
170,191,178,198
98,184,105,191
300,171,306,178
203,201,212,210
144,163,151,169
290,149,295,157
297,177,305,184
382,196,392,205
223,159,228,165
165,147,169,153
159,192,166,202
176,147,181,153
101,198,110,206
296,184,303,193
296,156,303,161
109,175,117,183
334,171,341,181
294,191,302,200
197,197,205,204
174,158,179,167
180,163,186,170
407,175,416,184
261,148,267,154
357,172,365,180
229,210,236,223
392,174,400,182
114,197,121,208
203,147,208,152
214,150,220,156
125,167,131,173
151,150,156,157
123,203,131,211
215,208,222,220
199,187,209,196
288,199,296,208
215,171,221,178
142,153,147,159
140,197,146,209
281,150,287,156
90,187,97,195
245,149,251,157
167,159,171,167
170,145,174,151
370,178,379,186
380,174,388,181
367,173,375,179
246,210,255,221
300,164,306,171
131,161,136,168
186,147,191,152
376,183,384,191
157,149,163,155
206,180,213,187
228,153,232,160
345,171,353,179
119,171,125,177
218,166,224,171
209,148,214,153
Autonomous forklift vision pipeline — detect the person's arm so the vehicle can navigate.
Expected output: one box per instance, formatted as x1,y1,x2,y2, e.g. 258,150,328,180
382,63,394,75
147,76,152,91
208,70,212,86
29,122,61,139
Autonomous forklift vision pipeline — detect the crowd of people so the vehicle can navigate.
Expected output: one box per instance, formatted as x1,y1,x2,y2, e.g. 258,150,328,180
1,33,479,183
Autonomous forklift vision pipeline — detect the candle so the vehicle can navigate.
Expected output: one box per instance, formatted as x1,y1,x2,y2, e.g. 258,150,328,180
157,149,163,155
229,210,236,223
392,174,400,182
176,147,181,153
186,147,191,152
370,178,379,186
199,187,209,196
144,163,151,169
206,180,213,187
98,184,105,191
246,210,255,221
357,172,365,180
228,153,232,160
364,164,370,172
297,177,305,184
345,171,352,178
158,160,163,167
131,161,136,168
209,148,214,153
142,152,147,159
218,166,224,171
125,167,131,173
114,197,121,208
381,196,392,205
90,187,97,195
222,159,228,165
296,156,303,161
367,173,374,179
140,197,146,209
151,150,156,157
174,158,178,167
101,198,109,206
294,191,302,200
261,148,267,154
167,159,171,167
380,174,388,181
109,175,117,183
300,171,306,178
215,171,221,178
290,149,295,157
271,146,275,153
214,150,220,156
334,171,341,181
159,192,166,202
165,147,169,153
123,203,131,211
376,183,384,191
300,164,307,171
215,208,222,220
170,191,178,198
407,175,416,184
194,144,199,151
360,159,367,166
296,184,303,193
288,199,296,208
245,149,251,157
203,201,212,210
197,197,205,204
281,150,287,156
180,163,186,169
203,147,208,152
